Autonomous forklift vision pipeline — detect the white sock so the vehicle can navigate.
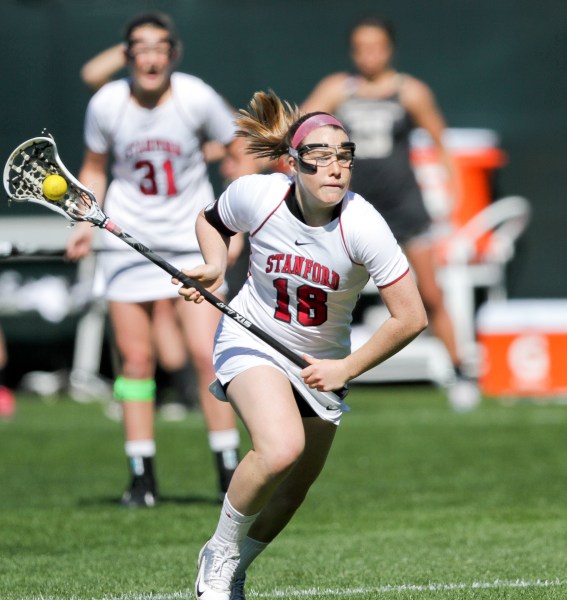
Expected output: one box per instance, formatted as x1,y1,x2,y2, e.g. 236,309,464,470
124,439,155,457
211,495,259,549
234,536,269,577
208,429,240,452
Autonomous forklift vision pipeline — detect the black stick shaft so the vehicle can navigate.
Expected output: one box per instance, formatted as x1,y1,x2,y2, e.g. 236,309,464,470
102,219,311,371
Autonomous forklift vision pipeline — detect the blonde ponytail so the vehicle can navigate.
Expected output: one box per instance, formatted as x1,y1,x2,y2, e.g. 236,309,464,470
235,90,302,160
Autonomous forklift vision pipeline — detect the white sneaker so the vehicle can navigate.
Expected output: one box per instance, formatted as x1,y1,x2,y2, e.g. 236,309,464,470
447,376,481,413
195,540,239,600
230,574,246,600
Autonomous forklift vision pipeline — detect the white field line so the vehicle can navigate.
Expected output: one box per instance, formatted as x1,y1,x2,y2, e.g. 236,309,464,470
21,578,567,600
251,578,567,597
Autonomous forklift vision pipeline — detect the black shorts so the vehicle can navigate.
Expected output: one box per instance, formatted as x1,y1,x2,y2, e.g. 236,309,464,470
351,160,432,246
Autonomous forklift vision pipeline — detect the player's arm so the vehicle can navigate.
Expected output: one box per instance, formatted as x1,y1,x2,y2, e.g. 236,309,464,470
65,150,108,260
301,73,348,114
301,273,427,391
402,77,461,206
80,43,127,92
227,232,245,268
78,150,108,202
176,209,231,303
346,272,427,376
224,136,270,179
212,137,256,268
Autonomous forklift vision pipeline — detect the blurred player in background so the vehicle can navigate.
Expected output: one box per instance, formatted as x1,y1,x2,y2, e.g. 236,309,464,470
302,15,480,411
176,90,427,600
66,11,246,506
79,27,254,421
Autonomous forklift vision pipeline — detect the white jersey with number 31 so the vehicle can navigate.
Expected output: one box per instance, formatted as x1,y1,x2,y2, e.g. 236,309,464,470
84,72,236,301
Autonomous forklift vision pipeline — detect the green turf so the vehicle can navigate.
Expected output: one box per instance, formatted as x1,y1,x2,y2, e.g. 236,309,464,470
2,386,567,599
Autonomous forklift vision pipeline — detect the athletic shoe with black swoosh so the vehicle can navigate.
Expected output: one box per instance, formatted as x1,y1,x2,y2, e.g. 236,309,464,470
195,540,240,600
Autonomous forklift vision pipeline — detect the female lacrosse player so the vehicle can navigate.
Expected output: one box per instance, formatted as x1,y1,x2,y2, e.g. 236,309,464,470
302,16,480,412
65,11,244,507
175,90,428,600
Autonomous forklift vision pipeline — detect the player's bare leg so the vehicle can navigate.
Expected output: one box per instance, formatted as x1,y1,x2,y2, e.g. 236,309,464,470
232,414,336,597
152,299,198,417
177,298,240,500
246,415,335,540
225,367,307,511
196,369,336,598
405,240,480,411
196,366,306,599
110,300,158,507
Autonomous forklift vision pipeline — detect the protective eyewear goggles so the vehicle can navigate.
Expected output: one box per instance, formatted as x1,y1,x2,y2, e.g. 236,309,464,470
127,39,175,58
289,143,356,173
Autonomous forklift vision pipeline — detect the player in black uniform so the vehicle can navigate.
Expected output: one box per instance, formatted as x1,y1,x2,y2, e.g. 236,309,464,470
302,15,479,411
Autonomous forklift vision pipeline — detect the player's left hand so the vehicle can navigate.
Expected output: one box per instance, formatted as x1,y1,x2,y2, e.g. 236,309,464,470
300,355,350,392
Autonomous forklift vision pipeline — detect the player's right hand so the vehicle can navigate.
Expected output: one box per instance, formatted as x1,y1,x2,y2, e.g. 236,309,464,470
65,222,94,261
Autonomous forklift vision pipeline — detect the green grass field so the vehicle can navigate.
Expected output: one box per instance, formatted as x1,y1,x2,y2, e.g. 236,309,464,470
2,385,567,599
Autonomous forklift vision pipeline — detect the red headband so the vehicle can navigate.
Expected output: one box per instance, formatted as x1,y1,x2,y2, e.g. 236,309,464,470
291,114,346,148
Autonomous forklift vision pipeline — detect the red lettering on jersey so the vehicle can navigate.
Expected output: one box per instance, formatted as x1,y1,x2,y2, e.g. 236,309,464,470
125,139,182,159
265,254,340,290
312,263,321,284
303,259,313,279
329,272,339,290
292,256,305,275
270,254,285,272
320,266,330,287
281,255,293,274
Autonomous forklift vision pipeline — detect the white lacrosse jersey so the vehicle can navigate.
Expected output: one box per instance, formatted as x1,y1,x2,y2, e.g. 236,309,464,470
209,172,409,422
84,72,236,301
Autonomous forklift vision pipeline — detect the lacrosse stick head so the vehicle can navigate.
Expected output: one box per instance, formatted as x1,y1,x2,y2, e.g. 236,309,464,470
3,135,107,226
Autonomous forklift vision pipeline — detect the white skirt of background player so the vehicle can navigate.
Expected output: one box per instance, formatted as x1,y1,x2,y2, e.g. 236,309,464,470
97,247,227,302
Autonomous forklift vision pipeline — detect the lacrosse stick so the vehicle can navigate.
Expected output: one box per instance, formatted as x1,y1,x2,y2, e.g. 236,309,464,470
3,135,348,402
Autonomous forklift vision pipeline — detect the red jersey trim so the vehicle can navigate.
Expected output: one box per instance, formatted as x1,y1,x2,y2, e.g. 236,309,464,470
250,187,290,237
338,203,361,265
378,267,410,289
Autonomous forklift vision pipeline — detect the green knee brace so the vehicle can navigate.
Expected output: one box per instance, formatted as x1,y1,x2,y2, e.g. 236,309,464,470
114,377,156,402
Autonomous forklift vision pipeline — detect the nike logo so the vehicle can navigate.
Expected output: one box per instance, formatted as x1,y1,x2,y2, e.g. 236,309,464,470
195,547,208,598
295,240,313,246
196,573,206,598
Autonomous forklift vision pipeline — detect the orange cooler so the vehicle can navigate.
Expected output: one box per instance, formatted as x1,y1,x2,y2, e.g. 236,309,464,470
476,300,567,397
411,128,507,228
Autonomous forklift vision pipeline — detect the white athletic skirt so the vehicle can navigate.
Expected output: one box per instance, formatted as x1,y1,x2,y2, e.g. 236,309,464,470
209,317,349,425
98,247,227,303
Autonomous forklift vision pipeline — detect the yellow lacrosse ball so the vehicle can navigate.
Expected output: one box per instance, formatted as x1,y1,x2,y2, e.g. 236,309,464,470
42,174,68,201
